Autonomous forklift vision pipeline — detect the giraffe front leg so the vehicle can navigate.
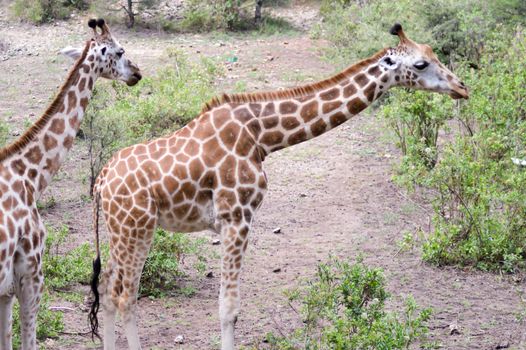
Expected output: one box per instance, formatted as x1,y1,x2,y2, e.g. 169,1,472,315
0,295,15,350
16,272,43,350
218,223,250,350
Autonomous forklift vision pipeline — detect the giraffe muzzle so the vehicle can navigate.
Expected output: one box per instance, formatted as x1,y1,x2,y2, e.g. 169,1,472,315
126,72,142,86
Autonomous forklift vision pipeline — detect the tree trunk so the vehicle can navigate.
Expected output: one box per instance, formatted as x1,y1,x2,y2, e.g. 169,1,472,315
126,0,135,28
255,0,263,23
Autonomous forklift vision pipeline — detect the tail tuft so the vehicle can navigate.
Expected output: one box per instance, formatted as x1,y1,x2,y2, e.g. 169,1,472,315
89,255,102,340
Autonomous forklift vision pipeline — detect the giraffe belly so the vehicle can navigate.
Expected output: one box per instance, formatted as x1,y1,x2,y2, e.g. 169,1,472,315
157,202,215,233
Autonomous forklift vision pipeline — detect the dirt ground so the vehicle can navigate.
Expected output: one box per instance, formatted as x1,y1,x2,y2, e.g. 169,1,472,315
1,2,525,349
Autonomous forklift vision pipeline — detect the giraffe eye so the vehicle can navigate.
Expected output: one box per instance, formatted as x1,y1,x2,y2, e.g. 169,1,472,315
117,49,124,58
414,61,429,70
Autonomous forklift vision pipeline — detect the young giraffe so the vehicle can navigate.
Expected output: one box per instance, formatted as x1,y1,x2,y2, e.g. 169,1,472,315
89,24,468,350
0,19,141,350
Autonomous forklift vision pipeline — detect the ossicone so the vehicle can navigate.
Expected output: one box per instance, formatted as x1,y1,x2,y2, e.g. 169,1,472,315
88,18,97,29
389,23,403,36
389,22,411,44
96,18,105,28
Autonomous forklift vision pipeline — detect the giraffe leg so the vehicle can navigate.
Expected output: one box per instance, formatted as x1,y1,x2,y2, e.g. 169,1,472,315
100,268,117,350
16,273,43,350
218,222,250,350
0,295,15,350
104,225,156,350
102,306,116,350
122,303,142,350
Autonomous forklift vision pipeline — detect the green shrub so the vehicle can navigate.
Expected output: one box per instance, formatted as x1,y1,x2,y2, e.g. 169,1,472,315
267,258,431,349
43,225,96,290
178,0,245,32
319,1,526,272
316,0,525,66
139,228,209,297
177,0,295,33
421,29,526,271
380,90,454,188
315,0,432,66
12,289,64,348
11,0,83,23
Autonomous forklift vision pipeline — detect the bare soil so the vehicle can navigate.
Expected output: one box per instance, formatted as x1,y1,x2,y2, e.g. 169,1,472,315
1,2,525,350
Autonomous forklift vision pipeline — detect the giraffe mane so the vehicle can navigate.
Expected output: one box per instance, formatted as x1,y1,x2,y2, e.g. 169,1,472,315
0,40,91,162
201,47,390,113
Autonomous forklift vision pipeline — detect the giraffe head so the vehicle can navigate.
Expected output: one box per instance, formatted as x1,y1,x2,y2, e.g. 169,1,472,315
379,23,468,99
61,18,142,86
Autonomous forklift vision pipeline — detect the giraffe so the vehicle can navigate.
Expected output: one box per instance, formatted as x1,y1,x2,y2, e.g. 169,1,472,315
88,23,468,350
0,19,141,350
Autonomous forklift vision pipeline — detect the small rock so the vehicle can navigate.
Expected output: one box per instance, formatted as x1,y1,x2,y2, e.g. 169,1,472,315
272,267,281,273
283,41,289,45
496,341,510,349
212,239,221,245
272,227,281,234
206,271,214,278
299,193,307,198
174,335,184,344
449,323,460,335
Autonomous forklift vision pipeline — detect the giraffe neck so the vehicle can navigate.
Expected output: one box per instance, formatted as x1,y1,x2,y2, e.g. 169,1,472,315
6,42,97,199
250,54,393,154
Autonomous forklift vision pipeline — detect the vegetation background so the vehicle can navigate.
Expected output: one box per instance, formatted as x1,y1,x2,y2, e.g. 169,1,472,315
1,0,525,348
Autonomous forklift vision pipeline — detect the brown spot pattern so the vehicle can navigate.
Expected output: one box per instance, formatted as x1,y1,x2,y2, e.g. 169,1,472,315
320,88,340,101
347,98,368,115
300,100,318,123
354,73,369,87
364,82,377,102
279,101,298,114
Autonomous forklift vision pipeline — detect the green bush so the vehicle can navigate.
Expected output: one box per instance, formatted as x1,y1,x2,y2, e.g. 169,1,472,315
11,0,84,24
315,0,433,66
316,0,525,66
43,225,97,290
318,1,526,272
421,29,526,272
12,289,64,348
380,90,454,188
178,0,247,32
139,229,209,297
267,258,431,349
177,0,295,33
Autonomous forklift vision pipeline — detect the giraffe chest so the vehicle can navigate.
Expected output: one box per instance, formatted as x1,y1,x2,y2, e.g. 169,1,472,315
0,183,44,296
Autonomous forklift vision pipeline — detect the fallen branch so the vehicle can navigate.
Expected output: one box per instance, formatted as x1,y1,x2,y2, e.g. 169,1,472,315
49,306,76,312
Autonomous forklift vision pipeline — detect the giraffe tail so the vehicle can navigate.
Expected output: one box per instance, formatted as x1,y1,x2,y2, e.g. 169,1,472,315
89,187,102,341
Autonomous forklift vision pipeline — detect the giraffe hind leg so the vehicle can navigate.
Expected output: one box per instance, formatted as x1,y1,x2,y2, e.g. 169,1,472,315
0,294,15,350
103,224,156,350
99,259,117,350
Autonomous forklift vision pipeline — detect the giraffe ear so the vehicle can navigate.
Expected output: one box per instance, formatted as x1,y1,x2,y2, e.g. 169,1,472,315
60,46,82,61
379,56,400,70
